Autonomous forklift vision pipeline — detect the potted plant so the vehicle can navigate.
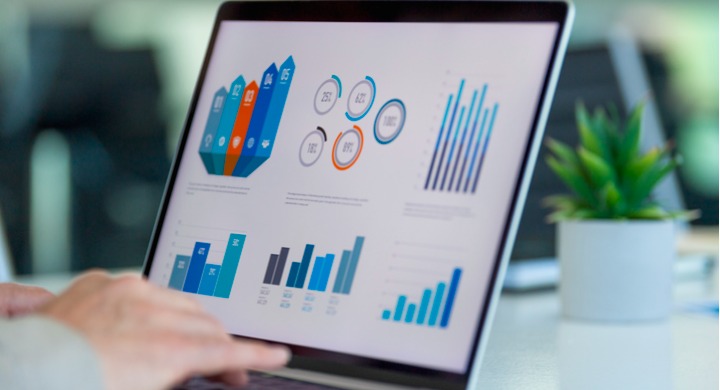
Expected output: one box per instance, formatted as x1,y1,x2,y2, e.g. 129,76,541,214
544,101,693,322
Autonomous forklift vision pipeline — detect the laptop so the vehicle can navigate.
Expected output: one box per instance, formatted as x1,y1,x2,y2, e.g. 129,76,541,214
142,2,573,389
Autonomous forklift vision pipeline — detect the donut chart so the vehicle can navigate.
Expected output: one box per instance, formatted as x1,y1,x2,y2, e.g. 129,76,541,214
332,126,364,170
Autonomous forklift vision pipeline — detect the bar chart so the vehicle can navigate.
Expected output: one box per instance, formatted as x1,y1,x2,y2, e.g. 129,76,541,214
381,268,462,329
424,79,499,194
262,236,364,295
198,55,295,178
168,233,247,299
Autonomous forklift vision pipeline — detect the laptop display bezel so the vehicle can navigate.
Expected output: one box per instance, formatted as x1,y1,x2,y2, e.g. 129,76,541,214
142,2,572,388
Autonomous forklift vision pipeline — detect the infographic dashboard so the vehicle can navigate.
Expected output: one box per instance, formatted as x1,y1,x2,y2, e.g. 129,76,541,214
148,20,558,373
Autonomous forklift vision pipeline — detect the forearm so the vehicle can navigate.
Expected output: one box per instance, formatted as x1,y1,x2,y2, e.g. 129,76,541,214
0,315,104,390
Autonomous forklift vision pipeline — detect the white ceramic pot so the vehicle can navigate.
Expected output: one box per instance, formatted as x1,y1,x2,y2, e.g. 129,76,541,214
558,219,675,322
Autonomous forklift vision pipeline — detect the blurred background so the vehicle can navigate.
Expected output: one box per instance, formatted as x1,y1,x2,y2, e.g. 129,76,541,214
0,0,717,276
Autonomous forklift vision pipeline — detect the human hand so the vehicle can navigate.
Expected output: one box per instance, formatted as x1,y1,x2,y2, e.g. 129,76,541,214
0,282,54,317
38,271,290,390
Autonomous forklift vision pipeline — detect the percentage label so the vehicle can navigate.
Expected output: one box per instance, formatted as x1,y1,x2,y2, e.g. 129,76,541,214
332,126,364,171
299,127,327,167
373,99,406,144
314,76,342,115
346,76,376,121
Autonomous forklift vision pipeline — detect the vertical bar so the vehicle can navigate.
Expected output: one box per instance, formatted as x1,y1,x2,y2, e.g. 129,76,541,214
225,81,259,175
448,90,478,190
433,79,465,190
341,236,365,294
214,234,246,298
168,255,191,290
182,242,211,293
471,103,499,193
263,254,278,284
456,86,486,192
318,253,335,292
307,256,325,291
404,303,417,323
464,108,489,193
424,94,454,189
382,310,392,320
211,76,246,175
332,250,352,293
393,295,407,322
198,264,222,296
254,57,295,160
286,262,300,288
428,282,447,327
198,88,227,174
439,107,466,190
440,268,463,328
232,63,279,176
294,244,315,289
416,288,433,325
271,247,289,285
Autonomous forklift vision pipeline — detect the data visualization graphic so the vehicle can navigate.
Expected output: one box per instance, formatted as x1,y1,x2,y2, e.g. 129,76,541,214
424,79,499,194
382,268,462,328
168,232,247,299
199,56,295,178
262,236,365,295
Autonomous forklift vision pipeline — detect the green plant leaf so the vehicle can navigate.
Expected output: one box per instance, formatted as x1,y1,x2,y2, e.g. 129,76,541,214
618,101,644,168
546,138,578,166
631,158,678,207
625,147,661,185
545,101,688,221
578,147,614,188
576,103,606,158
627,205,671,220
601,181,623,217
546,156,597,208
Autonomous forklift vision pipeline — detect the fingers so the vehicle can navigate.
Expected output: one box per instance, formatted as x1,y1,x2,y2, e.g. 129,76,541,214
210,370,249,387
187,339,291,377
0,283,55,317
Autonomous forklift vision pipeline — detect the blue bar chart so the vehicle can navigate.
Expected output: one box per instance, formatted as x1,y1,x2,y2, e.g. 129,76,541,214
381,268,463,329
424,79,499,194
198,55,295,178
262,236,364,295
168,233,247,299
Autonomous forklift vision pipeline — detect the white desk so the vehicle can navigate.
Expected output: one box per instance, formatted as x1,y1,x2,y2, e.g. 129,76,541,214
478,271,718,390
16,266,719,390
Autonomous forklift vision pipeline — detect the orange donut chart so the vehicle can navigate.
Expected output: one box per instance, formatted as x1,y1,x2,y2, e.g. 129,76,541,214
332,125,364,171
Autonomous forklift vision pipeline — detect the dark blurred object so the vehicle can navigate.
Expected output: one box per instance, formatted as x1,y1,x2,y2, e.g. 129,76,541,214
0,24,169,274
511,45,630,261
643,51,719,226
512,39,691,263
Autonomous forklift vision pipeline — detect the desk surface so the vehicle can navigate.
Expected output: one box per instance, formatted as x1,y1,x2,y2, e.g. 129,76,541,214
16,266,719,390
478,272,718,390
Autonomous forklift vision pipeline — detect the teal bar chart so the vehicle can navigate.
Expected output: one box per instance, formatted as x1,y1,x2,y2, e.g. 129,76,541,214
168,233,247,299
381,268,463,329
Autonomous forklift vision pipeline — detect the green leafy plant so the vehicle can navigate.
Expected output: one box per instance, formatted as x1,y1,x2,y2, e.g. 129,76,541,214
544,101,692,221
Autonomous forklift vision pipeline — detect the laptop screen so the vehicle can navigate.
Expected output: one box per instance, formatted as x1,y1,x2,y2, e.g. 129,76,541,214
145,2,567,383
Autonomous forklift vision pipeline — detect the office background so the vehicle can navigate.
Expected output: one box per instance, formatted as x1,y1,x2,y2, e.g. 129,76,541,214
0,0,717,275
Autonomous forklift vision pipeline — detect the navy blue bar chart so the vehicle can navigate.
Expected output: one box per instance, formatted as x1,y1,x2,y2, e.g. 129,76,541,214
424,79,499,194
168,233,247,298
381,268,463,328
262,236,365,295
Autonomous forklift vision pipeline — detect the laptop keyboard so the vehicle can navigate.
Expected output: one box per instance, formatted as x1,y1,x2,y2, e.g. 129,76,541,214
175,372,343,390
